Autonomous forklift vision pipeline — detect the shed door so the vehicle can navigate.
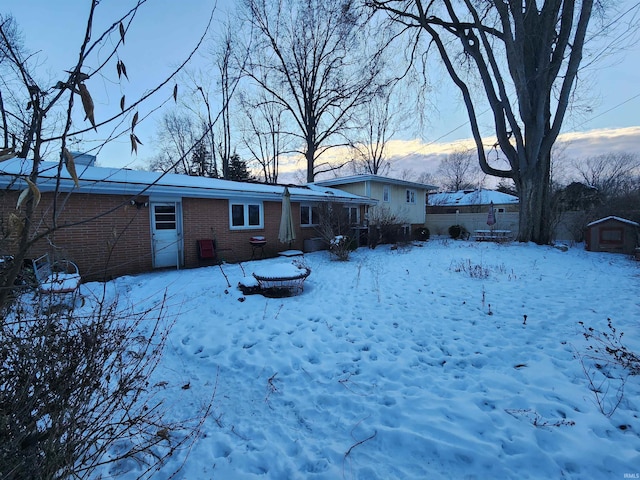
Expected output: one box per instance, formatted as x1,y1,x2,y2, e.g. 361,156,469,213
151,202,182,268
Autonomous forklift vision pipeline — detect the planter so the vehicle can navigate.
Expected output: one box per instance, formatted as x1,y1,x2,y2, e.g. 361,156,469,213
304,237,327,252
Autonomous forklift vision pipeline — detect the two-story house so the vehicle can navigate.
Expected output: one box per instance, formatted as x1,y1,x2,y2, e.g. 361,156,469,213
313,174,436,243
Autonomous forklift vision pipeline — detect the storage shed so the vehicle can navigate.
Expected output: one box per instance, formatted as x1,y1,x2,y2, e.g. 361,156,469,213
585,216,639,255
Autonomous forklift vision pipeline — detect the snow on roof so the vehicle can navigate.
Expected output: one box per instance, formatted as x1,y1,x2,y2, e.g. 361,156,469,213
314,174,437,190
587,215,640,227
0,158,376,205
428,189,519,206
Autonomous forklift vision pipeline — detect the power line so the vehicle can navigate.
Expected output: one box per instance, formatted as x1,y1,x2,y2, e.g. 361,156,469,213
572,92,640,130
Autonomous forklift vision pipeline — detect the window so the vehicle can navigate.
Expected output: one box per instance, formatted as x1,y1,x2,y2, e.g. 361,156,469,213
345,206,360,224
383,185,390,203
600,227,623,244
300,204,319,226
153,205,176,230
406,189,416,204
230,201,263,229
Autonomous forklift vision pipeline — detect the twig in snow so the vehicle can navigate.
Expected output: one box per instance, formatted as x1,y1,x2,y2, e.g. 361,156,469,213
344,430,377,458
218,264,231,288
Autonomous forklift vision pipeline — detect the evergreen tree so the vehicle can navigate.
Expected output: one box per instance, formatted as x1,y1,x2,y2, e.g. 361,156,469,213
227,153,252,182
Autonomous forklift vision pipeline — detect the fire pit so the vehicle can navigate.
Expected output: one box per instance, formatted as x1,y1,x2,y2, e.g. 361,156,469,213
252,262,311,296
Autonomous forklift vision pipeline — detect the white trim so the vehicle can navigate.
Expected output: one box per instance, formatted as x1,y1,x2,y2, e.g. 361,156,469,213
300,203,319,227
587,215,639,227
229,200,264,230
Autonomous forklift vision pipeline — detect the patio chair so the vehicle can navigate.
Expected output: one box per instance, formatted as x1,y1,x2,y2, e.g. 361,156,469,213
197,239,217,265
32,253,82,308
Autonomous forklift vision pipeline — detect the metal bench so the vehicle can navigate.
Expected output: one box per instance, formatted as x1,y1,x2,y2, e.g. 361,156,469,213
474,230,512,242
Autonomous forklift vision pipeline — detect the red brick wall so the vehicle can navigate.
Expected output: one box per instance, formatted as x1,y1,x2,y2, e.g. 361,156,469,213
2,190,353,280
182,198,317,266
2,191,151,281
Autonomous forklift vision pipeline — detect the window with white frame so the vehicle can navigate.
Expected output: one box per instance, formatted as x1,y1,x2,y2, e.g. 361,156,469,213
344,206,360,224
406,189,416,204
229,201,263,229
300,204,320,226
383,185,390,203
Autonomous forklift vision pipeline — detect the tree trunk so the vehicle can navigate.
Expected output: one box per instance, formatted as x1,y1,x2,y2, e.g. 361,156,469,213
516,158,552,244
306,147,315,183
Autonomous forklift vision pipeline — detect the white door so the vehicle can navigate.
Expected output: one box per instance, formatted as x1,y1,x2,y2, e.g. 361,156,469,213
151,202,181,268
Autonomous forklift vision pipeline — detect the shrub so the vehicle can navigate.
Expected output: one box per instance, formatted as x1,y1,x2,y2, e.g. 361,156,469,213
315,202,358,261
451,258,490,279
330,235,353,261
0,293,211,479
448,224,468,240
577,318,640,417
367,206,410,248
413,227,430,241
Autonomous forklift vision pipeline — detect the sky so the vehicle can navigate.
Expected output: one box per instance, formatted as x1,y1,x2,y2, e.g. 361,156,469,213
11,240,639,479
5,1,640,185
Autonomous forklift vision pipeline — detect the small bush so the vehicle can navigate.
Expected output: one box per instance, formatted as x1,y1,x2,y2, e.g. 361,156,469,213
576,318,640,417
367,206,410,248
448,225,468,240
413,227,430,241
0,293,211,479
330,235,353,261
579,318,640,375
451,259,490,279
315,202,355,260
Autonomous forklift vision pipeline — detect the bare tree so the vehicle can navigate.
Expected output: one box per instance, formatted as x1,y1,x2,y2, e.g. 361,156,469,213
151,110,199,174
574,152,640,200
241,0,384,183
215,22,236,179
180,19,247,180
436,148,483,191
239,87,289,183
370,0,599,244
349,85,403,176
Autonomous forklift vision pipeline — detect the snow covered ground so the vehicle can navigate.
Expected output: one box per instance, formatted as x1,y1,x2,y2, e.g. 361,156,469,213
86,240,640,479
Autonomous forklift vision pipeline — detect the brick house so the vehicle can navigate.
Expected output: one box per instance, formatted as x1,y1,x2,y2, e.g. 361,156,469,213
1,158,375,281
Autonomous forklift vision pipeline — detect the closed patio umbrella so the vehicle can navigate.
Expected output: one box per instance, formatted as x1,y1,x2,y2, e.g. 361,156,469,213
487,201,496,230
278,186,296,246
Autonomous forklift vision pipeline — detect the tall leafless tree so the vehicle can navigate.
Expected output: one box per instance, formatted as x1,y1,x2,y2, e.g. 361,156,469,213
370,0,599,244
239,87,290,183
241,0,384,183
574,152,640,200
349,85,402,176
436,148,484,191
151,110,199,174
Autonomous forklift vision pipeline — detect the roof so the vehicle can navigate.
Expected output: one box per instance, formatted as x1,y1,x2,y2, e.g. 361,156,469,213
587,216,640,227
0,158,377,205
314,174,436,191
428,189,519,207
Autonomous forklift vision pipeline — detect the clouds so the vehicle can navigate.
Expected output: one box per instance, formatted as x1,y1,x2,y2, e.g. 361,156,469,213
557,126,640,159
384,126,640,182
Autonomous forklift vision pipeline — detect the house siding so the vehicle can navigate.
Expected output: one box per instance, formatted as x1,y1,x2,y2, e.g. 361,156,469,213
319,180,427,226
